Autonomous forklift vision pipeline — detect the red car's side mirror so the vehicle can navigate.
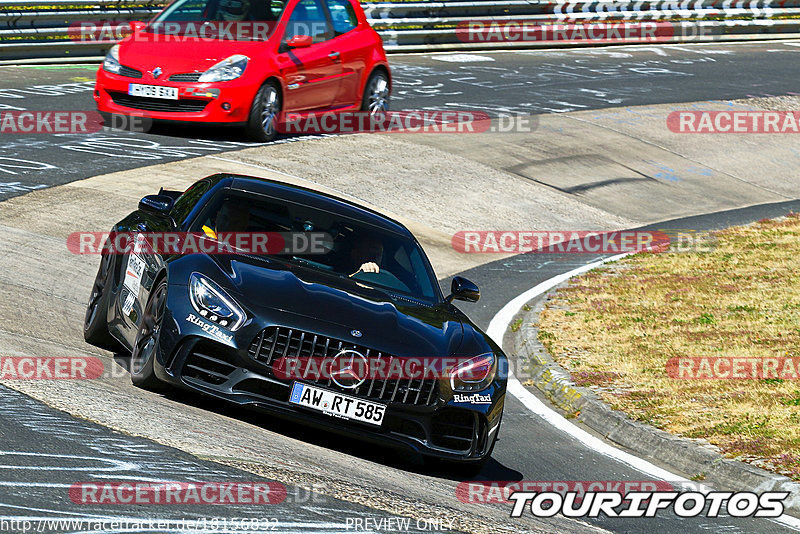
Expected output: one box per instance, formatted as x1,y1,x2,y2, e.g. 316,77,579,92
286,34,313,48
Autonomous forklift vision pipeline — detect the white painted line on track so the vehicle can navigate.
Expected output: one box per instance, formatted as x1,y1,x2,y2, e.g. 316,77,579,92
487,253,800,530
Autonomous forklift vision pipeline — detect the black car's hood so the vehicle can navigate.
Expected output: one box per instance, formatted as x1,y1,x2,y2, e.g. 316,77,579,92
209,255,466,358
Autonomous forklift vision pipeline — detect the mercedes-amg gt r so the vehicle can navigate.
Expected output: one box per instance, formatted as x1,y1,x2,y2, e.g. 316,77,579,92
83,174,506,465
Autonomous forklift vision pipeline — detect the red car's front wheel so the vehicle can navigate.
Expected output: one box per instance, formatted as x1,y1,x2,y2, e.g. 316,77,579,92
246,81,282,142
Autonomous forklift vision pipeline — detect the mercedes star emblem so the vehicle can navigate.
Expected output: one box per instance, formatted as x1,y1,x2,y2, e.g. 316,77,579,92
330,349,369,389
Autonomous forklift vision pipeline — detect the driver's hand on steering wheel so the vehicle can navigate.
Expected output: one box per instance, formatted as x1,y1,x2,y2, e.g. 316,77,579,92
350,262,380,277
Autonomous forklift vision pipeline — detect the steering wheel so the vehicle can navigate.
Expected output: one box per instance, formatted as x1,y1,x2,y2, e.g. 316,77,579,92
351,269,410,293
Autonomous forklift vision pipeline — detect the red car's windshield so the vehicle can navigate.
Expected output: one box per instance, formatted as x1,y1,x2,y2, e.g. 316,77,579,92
148,0,289,40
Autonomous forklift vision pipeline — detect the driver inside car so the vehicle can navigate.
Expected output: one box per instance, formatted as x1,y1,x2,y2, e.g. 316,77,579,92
348,235,385,277
216,0,252,21
202,200,250,239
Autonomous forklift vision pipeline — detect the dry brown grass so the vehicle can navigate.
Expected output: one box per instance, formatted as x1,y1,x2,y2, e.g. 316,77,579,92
537,215,800,478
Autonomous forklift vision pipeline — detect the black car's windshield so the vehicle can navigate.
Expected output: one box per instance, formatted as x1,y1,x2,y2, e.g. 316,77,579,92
149,0,288,40
192,191,441,303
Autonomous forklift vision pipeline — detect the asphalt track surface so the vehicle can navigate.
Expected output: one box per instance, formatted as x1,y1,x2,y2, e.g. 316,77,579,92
0,385,450,534
1,41,800,533
2,41,800,198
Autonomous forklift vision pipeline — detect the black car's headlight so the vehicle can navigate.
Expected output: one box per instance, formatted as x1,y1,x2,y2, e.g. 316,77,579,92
450,352,497,392
189,272,246,331
102,44,122,75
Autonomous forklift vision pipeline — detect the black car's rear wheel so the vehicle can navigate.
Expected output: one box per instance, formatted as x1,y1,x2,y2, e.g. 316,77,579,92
245,81,281,142
130,280,168,390
360,70,390,115
84,252,122,352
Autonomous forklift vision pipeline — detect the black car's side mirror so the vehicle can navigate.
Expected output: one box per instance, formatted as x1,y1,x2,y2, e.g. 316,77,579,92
139,194,174,216
446,276,480,303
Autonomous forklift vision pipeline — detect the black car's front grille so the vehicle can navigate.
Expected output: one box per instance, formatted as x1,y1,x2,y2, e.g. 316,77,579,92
248,326,439,406
169,72,202,82
108,92,208,113
119,65,143,78
183,347,237,386
431,409,477,452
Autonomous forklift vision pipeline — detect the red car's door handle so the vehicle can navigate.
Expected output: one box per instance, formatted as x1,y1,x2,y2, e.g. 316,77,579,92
328,51,340,60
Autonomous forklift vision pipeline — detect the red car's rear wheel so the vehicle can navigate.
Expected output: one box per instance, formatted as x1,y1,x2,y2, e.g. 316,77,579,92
361,70,390,115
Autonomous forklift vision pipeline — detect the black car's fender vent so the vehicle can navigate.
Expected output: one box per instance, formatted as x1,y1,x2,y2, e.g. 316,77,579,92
108,92,208,113
183,347,237,386
248,326,439,407
430,409,478,453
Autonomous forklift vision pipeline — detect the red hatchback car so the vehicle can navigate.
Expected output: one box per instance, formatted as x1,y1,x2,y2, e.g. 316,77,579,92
94,0,391,141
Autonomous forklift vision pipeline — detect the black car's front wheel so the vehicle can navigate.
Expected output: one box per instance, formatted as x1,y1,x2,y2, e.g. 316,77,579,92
130,280,168,390
84,252,122,352
245,81,281,142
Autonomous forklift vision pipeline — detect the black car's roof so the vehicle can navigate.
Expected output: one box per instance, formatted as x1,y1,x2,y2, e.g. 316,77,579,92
205,173,412,237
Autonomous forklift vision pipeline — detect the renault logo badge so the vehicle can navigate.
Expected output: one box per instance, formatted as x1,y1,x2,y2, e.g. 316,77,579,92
152,67,162,79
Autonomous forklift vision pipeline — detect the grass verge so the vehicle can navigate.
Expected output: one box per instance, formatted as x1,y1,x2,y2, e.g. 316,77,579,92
537,215,800,478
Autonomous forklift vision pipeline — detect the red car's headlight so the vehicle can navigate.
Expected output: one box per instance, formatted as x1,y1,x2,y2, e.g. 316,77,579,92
198,54,249,83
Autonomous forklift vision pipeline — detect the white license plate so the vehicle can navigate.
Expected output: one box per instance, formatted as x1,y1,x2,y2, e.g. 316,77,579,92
289,382,386,427
128,83,179,100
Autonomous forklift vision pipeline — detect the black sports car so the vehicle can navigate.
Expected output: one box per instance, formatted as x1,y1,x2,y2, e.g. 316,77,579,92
84,173,506,465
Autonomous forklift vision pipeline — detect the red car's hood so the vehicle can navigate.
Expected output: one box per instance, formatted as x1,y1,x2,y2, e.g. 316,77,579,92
118,31,267,77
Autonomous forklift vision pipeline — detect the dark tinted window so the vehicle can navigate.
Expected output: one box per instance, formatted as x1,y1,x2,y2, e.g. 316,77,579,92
283,0,332,43
150,0,287,39
170,180,211,225
326,0,357,35
192,192,439,302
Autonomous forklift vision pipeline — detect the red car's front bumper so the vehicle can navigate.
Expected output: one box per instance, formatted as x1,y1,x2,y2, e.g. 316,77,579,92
94,68,257,125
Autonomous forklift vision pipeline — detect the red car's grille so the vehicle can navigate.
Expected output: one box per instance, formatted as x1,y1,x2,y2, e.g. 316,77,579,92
169,73,202,82
119,66,143,79
108,92,208,113
248,326,439,407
